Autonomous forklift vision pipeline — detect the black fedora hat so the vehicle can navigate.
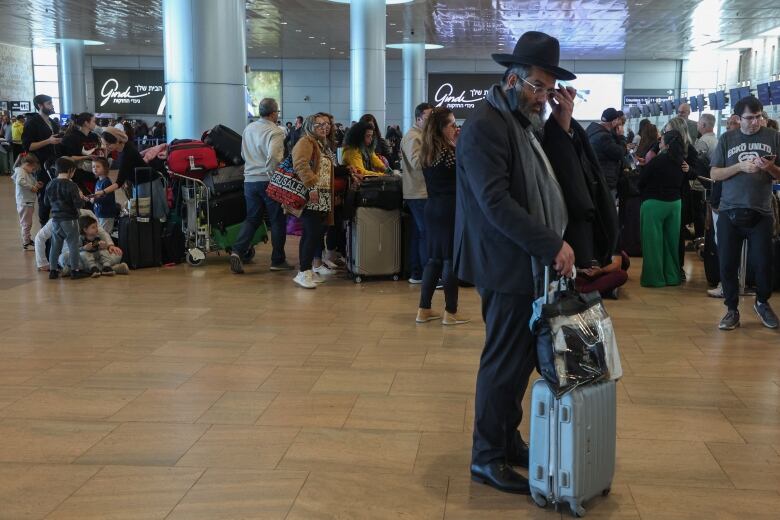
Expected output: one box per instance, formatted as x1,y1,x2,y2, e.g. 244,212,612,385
492,31,576,81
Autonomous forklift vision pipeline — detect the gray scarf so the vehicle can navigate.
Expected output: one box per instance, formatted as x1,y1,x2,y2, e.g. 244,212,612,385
485,84,568,283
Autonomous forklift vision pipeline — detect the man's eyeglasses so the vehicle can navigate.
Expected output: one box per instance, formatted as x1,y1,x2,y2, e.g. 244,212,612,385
740,114,763,123
519,77,557,97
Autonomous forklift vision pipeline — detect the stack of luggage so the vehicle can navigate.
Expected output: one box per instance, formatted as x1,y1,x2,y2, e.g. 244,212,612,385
165,125,261,261
118,166,163,269
346,175,404,283
528,268,622,517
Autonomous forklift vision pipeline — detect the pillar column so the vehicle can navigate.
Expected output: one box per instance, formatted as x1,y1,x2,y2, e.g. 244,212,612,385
163,0,247,140
58,40,87,115
350,0,386,131
402,43,425,132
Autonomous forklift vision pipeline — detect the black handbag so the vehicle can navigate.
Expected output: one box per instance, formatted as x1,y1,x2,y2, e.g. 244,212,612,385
725,208,763,228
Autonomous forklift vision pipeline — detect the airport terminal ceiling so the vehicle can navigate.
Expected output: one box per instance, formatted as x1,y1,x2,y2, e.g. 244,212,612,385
0,0,778,60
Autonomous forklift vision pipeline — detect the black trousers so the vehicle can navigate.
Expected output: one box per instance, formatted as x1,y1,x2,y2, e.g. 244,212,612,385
472,288,536,465
299,209,326,272
37,191,50,226
419,259,458,313
717,211,773,311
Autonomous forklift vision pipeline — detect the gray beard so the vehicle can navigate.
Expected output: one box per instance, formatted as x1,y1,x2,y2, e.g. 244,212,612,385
518,95,546,134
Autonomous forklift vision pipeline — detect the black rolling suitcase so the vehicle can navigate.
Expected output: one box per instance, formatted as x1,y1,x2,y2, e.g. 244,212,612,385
118,167,163,269
209,190,247,231
203,124,244,166
703,207,720,287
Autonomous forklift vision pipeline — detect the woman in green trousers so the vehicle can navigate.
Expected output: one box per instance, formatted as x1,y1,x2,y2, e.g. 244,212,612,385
638,130,688,287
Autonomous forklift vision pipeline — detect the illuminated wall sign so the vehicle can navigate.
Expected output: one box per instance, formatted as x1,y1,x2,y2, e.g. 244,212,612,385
9,101,31,112
623,95,664,106
247,71,282,118
93,69,165,114
427,74,500,119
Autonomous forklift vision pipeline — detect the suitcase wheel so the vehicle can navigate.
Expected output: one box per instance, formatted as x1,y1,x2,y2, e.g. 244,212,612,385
602,487,611,497
392,274,400,281
354,276,363,284
531,493,547,508
570,504,586,518
186,249,206,266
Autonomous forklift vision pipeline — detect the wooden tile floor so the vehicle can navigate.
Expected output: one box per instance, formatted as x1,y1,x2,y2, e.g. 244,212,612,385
0,176,779,519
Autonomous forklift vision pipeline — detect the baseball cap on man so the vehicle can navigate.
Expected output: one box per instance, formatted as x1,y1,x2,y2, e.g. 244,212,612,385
601,108,623,123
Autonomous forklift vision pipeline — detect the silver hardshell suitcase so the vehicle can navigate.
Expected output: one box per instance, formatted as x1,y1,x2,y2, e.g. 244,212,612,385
347,207,401,283
529,378,616,518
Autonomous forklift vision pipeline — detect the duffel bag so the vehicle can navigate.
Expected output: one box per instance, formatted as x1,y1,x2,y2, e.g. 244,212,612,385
356,175,402,210
203,124,244,166
204,165,245,195
167,139,218,178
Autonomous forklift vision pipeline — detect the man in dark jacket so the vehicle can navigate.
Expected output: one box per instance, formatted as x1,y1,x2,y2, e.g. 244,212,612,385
587,108,626,195
455,31,577,495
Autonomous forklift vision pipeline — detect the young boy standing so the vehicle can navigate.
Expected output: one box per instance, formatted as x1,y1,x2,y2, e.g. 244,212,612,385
91,158,117,233
12,154,41,249
45,157,89,280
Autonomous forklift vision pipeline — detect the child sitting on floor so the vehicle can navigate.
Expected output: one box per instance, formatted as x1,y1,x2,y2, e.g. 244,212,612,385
72,214,127,277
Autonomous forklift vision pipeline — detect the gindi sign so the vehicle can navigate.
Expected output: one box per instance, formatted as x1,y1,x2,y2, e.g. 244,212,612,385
93,69,165,115
427,74,500,119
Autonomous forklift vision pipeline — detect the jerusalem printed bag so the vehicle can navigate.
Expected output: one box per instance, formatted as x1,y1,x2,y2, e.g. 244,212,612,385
266,155,308,210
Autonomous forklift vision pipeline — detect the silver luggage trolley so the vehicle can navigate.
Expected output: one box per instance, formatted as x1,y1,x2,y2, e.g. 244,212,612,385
169,171,267,266
171,172,212,266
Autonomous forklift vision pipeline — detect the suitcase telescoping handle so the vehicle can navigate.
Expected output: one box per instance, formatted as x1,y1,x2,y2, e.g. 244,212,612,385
544,266,551,305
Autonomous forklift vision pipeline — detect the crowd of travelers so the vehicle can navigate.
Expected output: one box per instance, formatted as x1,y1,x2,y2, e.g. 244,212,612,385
4,30,780,499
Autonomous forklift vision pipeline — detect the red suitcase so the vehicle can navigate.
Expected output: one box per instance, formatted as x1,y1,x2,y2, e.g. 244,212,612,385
167,140,218,178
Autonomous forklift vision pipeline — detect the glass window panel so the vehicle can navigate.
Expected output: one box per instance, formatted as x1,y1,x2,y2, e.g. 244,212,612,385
35,81,60,99
32,47,58,65
34,65,59,82
52,99,61,115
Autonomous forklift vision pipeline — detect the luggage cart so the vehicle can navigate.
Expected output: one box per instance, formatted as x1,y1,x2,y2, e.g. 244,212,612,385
170,171,267,266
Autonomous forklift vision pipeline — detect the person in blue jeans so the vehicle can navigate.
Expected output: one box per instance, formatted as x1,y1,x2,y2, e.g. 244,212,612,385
230,98,290,274
401,103,433,283
45,158,90,280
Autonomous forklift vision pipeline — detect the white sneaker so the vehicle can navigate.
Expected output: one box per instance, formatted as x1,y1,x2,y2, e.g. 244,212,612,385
322,258,343,270
707,284,723,298
312,271,326,284
313,265,335,277
293,270,317,289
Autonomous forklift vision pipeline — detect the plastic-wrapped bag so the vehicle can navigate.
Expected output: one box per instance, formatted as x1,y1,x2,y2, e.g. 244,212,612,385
530,267,622,397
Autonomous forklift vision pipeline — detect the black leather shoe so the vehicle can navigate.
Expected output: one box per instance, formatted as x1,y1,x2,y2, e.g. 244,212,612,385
470,462,530,494
507,441,530,468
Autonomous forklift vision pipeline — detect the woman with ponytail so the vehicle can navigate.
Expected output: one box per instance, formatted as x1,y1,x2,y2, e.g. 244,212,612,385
61,112,101,163
638,129,689,287
61,112,102,196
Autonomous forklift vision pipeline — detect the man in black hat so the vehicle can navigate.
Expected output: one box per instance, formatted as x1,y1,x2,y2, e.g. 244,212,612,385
587,108,627,198
23,94,62,225
455,31,617,494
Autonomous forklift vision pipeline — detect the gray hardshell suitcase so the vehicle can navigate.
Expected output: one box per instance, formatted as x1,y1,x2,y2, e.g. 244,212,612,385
347,206,401,283
529,378,616,518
